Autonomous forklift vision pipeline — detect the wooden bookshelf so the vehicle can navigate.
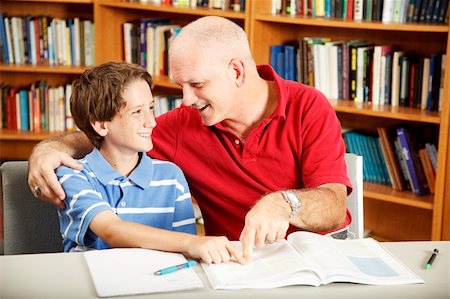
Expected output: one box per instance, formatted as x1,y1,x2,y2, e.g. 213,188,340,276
0,129,65,160
250,0,450,241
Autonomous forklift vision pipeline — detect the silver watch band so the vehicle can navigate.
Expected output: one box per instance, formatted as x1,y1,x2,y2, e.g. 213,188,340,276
280,190,302,219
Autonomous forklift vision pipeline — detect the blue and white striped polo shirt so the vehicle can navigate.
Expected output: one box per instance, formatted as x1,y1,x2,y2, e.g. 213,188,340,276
56,148,196,252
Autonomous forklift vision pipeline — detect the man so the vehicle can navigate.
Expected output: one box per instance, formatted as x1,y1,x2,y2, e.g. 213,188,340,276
28,16,351,262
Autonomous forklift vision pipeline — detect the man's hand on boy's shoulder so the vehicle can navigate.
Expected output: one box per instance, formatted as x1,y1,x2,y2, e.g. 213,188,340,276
28,143,83,208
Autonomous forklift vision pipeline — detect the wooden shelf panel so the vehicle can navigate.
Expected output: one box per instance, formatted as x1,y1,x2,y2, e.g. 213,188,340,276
5,0,94,4
331,100,441,124
6,0,92,3
0,64,87,74
363,181,434,210
98,1,246,19
152,76,180,90
254,14,449,33
0,129,65,141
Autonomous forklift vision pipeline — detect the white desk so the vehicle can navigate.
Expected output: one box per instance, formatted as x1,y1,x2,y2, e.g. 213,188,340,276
1,241,449,299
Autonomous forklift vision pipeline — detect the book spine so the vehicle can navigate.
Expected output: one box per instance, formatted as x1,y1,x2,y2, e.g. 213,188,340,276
396,127,428,195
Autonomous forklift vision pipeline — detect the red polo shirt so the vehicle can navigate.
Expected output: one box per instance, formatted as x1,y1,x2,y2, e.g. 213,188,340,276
150,64,352,240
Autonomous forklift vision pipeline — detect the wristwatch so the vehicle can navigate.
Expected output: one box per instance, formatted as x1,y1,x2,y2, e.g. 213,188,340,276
280,190,302,219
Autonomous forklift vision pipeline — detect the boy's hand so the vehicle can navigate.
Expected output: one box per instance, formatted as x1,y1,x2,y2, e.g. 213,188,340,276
185,236,247,265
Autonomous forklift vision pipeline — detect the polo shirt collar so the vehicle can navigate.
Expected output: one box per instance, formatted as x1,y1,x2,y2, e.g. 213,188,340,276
256,64,288,120
85,148,154,189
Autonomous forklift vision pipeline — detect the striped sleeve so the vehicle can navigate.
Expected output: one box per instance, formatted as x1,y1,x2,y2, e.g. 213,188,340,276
171,166,196,234
56,165,112,251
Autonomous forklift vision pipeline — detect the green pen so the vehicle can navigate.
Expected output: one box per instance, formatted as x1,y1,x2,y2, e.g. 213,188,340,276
425,249,439,270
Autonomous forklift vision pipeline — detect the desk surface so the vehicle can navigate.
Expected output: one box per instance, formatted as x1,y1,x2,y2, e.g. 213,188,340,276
1,241,449,299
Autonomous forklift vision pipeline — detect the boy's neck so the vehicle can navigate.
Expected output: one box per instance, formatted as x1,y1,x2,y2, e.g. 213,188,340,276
99,146,140,177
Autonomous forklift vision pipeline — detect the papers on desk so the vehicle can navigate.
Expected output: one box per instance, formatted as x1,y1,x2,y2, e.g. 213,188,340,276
84,248,202,297
201,231,424,289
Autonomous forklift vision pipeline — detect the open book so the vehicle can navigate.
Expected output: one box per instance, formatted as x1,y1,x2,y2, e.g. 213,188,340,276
84,248,203,297
201,231,424,289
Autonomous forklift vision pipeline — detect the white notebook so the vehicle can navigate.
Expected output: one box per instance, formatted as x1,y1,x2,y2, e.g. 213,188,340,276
84,248,203,297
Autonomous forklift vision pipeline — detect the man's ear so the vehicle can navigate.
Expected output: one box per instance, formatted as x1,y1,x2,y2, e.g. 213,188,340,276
91,120,108,137
229,58,245,87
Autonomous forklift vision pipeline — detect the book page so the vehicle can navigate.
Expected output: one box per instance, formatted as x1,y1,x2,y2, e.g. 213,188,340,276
287,232,424,285
84,248,203,297
201,240,322,289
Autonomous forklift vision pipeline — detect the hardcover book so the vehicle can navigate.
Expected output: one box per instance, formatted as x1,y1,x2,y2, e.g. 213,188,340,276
396,127,429,195
202,231,424,289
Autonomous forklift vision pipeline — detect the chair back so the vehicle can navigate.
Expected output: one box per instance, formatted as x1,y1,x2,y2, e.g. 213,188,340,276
1,161,63,255
344,153,364,239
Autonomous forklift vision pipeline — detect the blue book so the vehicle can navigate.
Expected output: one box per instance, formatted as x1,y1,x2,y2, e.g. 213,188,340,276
427,54,435,111
396,127,429,195
0,13,9,63
438,0,449,23
384,54,393,105
67,19,75,66
139,18,170,68
360,134,379,183
284,45,296,81
19,89,30,131
373,136,392,185
270,45,285,78
431,0,443,23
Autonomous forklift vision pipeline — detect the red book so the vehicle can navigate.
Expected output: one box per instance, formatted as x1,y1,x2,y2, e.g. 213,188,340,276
347,0,354,20
6,88,17,130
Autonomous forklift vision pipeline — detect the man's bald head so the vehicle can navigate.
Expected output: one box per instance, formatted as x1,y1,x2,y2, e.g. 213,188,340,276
169,16,254,65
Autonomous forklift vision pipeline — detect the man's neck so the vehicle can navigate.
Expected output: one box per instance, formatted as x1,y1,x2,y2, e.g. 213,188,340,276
222,79,277,140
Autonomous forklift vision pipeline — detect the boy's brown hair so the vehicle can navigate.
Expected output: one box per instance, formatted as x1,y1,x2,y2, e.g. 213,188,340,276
70,61,153,148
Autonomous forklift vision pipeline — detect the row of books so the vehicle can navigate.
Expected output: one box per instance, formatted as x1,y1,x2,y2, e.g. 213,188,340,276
129,0,246,11
272,0,449,24
154,94,182,117
0,82,76,132
343,127,437,195
123,19,181,78
270,39,446,111
0,14,95,66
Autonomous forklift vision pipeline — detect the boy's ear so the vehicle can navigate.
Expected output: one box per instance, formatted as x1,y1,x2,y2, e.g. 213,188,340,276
91,120,108,137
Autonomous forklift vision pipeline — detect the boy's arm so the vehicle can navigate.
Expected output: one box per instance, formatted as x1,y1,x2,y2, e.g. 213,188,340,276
90,211,247,264
28,131,93,208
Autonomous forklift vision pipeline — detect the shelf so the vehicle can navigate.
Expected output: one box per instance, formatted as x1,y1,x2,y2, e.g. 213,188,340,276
330,100,441,124
0,129,65,141
363,181,434,210
152,76,180,90
6,0,93,3
0,129,66,160
253,14,449,33
0,64,87,74
98,1,246,19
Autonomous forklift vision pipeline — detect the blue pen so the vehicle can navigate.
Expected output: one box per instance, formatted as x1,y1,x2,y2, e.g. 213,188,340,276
154,260,197,275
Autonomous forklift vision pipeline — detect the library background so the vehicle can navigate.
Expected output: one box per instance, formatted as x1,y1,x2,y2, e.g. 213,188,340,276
0,0,449,242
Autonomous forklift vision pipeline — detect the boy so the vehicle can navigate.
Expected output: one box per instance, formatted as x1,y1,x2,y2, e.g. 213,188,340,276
57,61,244,264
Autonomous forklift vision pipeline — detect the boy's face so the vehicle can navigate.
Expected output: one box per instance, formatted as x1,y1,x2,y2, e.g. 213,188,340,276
103,80,156,155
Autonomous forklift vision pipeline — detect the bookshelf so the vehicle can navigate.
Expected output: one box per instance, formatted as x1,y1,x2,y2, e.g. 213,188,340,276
249,0,450,241
94,0,251,94
0,0,94,157
0,0,250,158
1,0,449,241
